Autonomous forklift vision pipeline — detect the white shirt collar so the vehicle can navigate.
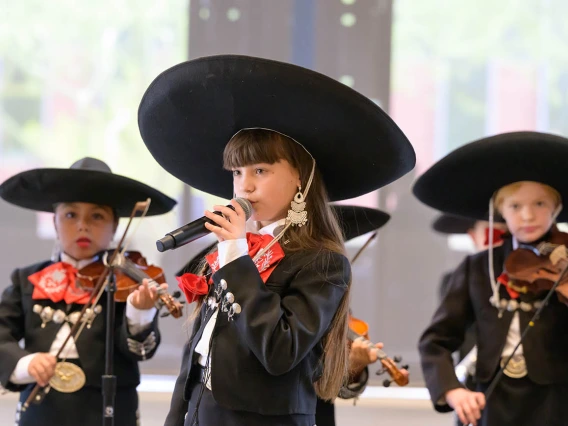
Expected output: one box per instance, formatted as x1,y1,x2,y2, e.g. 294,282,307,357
60,251,98,270
245,218,287,237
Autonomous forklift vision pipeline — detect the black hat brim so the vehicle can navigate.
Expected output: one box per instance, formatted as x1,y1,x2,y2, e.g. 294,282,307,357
138,55,415,201
432,214,477,234
332,205,390,241
0,168,176,217
413,132,568,221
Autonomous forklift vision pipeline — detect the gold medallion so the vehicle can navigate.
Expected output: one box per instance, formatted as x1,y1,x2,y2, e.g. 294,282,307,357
49,362,86,393
500,354,528,379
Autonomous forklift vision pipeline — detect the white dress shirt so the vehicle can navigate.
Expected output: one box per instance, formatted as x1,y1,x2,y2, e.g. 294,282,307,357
194,219,286,390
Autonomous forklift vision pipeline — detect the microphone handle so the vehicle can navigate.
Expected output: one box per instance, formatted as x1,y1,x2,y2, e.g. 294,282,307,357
156,210,230,252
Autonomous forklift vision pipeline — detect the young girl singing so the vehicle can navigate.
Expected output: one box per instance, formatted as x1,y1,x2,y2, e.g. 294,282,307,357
138,55,415,426
414,131,568,426
0,157,176,426
173,205,403,426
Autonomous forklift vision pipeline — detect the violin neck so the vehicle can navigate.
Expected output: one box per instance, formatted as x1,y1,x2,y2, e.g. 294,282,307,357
115,258,159,290
347,328,362,342
347,328,387,359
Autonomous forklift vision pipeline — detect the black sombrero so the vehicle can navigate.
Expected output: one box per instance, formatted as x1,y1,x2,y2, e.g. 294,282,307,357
138,55,415,201
432,214,476,234
0,157,177,217
176,204,390,276
333,204,390,242
413,131,568,222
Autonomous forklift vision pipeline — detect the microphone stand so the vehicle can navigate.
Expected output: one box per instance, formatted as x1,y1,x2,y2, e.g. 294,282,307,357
100,200,150,426
102,263,117,426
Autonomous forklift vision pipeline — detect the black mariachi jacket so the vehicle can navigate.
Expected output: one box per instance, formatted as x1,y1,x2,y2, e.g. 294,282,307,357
0,260,161,392
419,238,568,412
164,248,350,425
439,271,476,361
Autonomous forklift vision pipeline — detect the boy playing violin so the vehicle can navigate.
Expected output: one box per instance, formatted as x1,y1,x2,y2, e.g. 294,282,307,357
0,157,176,426
414,132,568,426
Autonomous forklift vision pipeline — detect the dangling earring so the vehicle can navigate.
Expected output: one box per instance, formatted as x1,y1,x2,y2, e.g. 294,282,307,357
50,238,61,262
287,186,308,227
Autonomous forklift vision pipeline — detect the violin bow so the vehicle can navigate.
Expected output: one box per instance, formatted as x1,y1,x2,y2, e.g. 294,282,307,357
350,231,378,265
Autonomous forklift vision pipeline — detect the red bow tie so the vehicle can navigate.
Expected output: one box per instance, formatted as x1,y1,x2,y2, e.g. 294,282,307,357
28,262,92,304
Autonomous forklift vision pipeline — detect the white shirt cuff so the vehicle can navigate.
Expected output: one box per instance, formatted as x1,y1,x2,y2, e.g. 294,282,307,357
126,294,157,335
217,238,248,268
9,353,36,384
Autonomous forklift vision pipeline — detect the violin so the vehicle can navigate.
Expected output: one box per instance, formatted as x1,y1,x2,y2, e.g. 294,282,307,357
77,250,184,318
348,314,409,387
504,227,568,298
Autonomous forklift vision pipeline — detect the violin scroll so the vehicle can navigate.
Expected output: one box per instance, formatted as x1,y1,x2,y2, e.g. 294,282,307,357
376,355,410,387
348,313,409,387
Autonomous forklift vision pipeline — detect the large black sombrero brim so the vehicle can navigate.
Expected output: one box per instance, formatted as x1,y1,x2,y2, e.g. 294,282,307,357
432,214,477,234
332,205,390,241
138,55,416,201
0,168,176,217
432,213,505,234
413,131,568,222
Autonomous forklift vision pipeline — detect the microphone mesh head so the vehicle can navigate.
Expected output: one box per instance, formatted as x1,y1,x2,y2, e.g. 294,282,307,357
235,198,253,220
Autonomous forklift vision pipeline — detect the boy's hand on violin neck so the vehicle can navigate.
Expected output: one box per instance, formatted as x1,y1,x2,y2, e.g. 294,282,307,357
28,353,57,387
204,200,247,242
130,279,168,310
445,388,485,426
349,338,381,373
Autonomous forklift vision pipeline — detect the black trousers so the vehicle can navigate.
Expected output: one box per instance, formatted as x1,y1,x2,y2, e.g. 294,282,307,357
476,374,568,426
16,385,139,426
315,397,335,426
185,377,315,426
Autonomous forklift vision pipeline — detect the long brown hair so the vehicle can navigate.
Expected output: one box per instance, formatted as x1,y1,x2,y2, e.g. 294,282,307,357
221,128,351,400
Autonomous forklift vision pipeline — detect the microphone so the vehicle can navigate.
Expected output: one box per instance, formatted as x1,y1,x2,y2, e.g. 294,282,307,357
156,198,253,252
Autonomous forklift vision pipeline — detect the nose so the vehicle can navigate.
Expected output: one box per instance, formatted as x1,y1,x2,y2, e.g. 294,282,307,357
77,216,90,232
238,173,255,194
520,206,535,222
